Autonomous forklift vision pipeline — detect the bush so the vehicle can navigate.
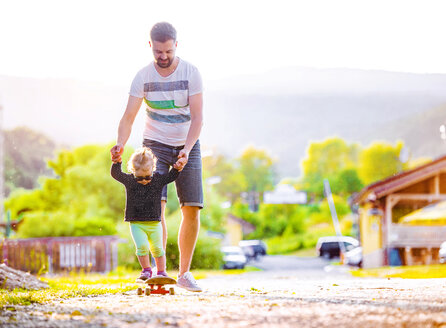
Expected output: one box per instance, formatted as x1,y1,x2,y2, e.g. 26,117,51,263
71,217,117,236
165,212,223,270
117,236,140,270
16,213,116,238
191,235,223,269
166,232,223,270
265,235,304,254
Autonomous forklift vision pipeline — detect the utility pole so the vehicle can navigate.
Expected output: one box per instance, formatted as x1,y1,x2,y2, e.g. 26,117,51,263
323,179,346,257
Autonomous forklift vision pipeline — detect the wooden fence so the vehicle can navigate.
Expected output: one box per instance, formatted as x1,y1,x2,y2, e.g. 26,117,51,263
388,225,446,265
0,236,122,274
388,224,446,248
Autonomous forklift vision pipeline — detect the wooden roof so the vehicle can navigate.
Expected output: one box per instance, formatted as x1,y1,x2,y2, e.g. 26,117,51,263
227,213,256,234
351,154,446,205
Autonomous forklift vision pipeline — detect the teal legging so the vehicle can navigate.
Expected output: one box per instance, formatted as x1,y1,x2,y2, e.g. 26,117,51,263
129,221,165,258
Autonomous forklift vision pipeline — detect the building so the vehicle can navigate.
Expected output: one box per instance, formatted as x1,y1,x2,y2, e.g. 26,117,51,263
351,155,446,268
264,184,307,204
223,214,256,246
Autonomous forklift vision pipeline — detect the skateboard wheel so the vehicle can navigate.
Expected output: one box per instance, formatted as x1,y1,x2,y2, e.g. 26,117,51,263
137,287,143,295
169,287,175,295
144,287,151,296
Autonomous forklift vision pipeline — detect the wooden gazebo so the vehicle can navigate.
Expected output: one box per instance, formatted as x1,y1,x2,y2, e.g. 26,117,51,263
352,155,446,268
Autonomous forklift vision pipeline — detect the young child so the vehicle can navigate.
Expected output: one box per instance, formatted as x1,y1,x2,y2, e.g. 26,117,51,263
111,147,180,281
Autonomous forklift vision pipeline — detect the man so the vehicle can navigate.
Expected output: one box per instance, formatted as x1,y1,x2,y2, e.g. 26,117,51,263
110,22,203,292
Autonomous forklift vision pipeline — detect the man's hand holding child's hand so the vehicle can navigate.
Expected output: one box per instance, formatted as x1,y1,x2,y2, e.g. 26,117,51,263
110,144,124,163
174,150,188,171
174,157,187,171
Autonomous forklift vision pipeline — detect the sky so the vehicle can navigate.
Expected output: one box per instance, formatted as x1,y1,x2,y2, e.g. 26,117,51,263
1,0,446,87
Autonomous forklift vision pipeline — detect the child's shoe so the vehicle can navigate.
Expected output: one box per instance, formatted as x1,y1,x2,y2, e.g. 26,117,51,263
137,268,152,281
154,270,170,278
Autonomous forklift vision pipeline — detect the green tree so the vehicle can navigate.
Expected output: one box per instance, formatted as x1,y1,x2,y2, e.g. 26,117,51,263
308,195,350,225
4,142,226,269
301,137,361,198
202,152,248,203
235,146,276,211
232,201,307,240
5,143,131,236
358,141,408,185
331,168,364,196
200,188,228,233
230,200,260,228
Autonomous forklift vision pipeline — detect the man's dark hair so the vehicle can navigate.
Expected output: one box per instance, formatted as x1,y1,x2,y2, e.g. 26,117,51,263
150,22,177,43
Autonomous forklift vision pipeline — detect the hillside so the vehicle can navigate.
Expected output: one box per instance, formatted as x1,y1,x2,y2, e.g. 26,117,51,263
3,127,56,195
204,91,446,176
366,103,446,160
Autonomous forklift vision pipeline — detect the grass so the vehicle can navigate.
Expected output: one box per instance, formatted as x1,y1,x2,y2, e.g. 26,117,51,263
350,264,446,279
0,266,261,307
0,270,137,307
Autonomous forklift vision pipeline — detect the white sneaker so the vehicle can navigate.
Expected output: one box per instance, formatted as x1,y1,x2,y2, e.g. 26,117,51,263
177,272,202,292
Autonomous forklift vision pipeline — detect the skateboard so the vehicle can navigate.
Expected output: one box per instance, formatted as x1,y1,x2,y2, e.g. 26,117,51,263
137,276,176,296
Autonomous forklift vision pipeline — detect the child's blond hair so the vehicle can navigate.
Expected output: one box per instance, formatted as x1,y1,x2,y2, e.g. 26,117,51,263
127,147,157,175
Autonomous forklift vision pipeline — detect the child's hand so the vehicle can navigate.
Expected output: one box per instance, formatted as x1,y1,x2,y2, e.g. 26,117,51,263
173,157,187,172
110,144,124,163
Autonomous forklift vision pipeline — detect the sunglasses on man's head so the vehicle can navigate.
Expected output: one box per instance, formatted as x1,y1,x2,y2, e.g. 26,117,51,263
135,175,152,181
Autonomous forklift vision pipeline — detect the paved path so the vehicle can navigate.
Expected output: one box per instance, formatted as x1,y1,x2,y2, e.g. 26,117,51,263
249,254,331,271
1,266,446,328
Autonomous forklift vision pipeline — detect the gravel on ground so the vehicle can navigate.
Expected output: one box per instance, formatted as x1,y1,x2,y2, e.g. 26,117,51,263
1,269,446,328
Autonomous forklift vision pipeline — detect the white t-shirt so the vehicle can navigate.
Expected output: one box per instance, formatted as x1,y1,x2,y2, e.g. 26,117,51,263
129,58,203,146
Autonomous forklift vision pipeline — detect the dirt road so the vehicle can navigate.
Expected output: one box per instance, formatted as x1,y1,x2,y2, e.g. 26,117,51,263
1,267,446,328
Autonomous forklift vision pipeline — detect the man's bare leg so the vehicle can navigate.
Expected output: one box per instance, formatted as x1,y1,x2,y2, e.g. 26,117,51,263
161,200,167,250
178,206,200,276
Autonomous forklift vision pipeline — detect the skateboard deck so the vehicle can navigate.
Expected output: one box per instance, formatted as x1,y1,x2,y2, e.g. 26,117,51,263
137,276,177,296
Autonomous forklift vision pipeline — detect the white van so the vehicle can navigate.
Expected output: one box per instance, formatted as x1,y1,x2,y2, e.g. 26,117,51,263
316,236,359,259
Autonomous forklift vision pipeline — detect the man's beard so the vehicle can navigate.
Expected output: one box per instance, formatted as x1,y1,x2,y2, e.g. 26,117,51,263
156,57,173,68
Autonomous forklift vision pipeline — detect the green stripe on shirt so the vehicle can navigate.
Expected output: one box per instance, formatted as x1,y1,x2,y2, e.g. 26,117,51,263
144,99,188,109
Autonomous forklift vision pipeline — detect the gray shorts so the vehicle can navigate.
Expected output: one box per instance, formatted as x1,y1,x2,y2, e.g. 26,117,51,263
142,139,203,209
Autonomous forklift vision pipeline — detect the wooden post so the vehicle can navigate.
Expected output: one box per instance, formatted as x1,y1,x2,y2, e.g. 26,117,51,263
2,240,8,265
425,248,432,265
385,195,398,265
405,247,413,266
434,174,440,195
111,241,118,272
90,240,95,271
47,241,53,275
104,240,111,273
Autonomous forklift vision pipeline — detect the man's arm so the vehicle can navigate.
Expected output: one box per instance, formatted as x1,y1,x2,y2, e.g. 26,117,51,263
175,93,203,168
110,96,143,162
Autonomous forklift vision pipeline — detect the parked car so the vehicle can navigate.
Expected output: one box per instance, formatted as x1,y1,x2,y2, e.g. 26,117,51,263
221,246,247,269
316,236,359,259
439,241,446,264
344,246,363,267
238,240,267,260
